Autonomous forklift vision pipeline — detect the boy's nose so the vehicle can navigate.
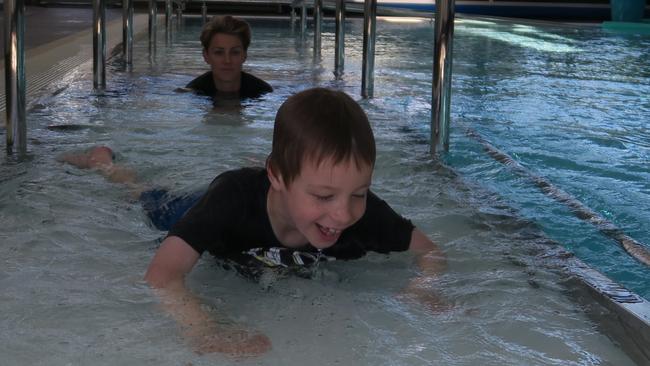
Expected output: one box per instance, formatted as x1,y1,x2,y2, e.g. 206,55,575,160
331,201,354,226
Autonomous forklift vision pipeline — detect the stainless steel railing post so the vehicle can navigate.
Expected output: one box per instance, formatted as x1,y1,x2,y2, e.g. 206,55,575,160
334,0,345,76
165,0,172,43
123,0,133,66
201,2,208,23
313,0,322,56
93,0,107,89
430,0,455,154
4,0,26,154
148,0,158,54
300,2,307,37
361,0,376,98
176,1,183,28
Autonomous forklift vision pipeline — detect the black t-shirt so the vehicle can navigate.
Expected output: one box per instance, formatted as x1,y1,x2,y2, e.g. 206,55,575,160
185,71,273,99
168,167,414,266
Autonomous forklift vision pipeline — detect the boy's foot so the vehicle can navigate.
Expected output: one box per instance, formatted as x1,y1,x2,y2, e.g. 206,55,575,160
60,146,114,169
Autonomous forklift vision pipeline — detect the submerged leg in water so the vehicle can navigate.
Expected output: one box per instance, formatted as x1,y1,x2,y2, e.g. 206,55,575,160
59,145,204,231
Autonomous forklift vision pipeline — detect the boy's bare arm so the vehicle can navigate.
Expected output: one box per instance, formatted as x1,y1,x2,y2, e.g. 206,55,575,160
145,236,200,288
408,229,446,274
404,229,448,312
145,237,271,357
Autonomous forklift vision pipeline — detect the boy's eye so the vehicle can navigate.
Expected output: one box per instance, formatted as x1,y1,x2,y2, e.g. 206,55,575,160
352,192,367,199
313,194,333,201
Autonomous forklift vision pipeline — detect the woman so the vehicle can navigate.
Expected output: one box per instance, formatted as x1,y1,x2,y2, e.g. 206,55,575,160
185,15,273,100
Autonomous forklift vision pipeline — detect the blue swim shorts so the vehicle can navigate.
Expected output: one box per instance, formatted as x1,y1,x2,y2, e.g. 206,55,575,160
139,188,205,231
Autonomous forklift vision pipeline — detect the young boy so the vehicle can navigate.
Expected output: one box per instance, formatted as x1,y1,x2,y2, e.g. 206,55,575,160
61,88,445,357
144,88,445,357
184,15,273,100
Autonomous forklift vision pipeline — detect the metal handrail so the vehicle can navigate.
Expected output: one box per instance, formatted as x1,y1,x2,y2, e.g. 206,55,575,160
4,0,452,156
123,0,134,65
4,0,26,155
334,0,345,76
166,0,173,41
148,0,158,53
431,0,454,154
360,0,377,98
294,0,451,149
93,0,107,89
313,0,323,55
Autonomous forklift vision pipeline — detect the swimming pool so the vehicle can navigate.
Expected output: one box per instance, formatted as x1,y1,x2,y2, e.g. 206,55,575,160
0,15,647,365
446,18,650,299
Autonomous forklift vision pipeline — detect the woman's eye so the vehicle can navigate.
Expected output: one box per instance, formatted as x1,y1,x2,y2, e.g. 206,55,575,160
353,193,367,199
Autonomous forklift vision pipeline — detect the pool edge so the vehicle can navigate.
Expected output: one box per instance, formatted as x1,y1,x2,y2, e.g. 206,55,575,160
0,12,153,128
561,255,650,364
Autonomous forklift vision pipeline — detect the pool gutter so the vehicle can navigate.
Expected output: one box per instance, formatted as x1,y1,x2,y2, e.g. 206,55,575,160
560,255,650,364
467,127,650,363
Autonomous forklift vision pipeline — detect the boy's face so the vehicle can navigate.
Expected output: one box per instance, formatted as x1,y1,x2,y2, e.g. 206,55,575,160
269,157,373,250
202,33,247,85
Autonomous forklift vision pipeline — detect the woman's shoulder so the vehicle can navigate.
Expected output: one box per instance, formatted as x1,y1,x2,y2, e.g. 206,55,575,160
240,72,273,98
185,71,216,95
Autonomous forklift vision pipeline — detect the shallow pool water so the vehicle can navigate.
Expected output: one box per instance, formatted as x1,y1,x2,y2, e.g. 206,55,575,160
0,15,646,365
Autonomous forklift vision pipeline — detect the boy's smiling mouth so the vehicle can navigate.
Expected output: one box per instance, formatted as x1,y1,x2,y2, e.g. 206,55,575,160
316,223,342,240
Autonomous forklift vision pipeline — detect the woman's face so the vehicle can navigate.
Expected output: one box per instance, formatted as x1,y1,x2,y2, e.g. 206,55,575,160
202,33,247,86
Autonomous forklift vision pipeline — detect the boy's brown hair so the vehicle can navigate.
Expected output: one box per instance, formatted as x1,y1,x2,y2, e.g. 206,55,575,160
267,88,376,186
200,15,252,51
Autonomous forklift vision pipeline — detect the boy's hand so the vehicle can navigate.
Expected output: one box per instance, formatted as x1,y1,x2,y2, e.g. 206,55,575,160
399,278,451,314
405,229,450,313
189,326,271,358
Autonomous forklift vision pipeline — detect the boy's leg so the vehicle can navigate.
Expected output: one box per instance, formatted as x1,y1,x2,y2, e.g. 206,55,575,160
59,145,139,187
59,145,115,169
59,145,205,231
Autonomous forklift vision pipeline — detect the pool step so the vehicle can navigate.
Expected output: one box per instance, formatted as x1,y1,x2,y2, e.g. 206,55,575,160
0,13,150,128
564,256,650,364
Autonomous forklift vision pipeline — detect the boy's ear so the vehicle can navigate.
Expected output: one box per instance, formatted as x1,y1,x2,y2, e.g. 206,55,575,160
266,164,285,191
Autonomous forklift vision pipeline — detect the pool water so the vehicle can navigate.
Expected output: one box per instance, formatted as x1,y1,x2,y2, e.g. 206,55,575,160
343,16,650,299
447,18,650,298
0,15,646,365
